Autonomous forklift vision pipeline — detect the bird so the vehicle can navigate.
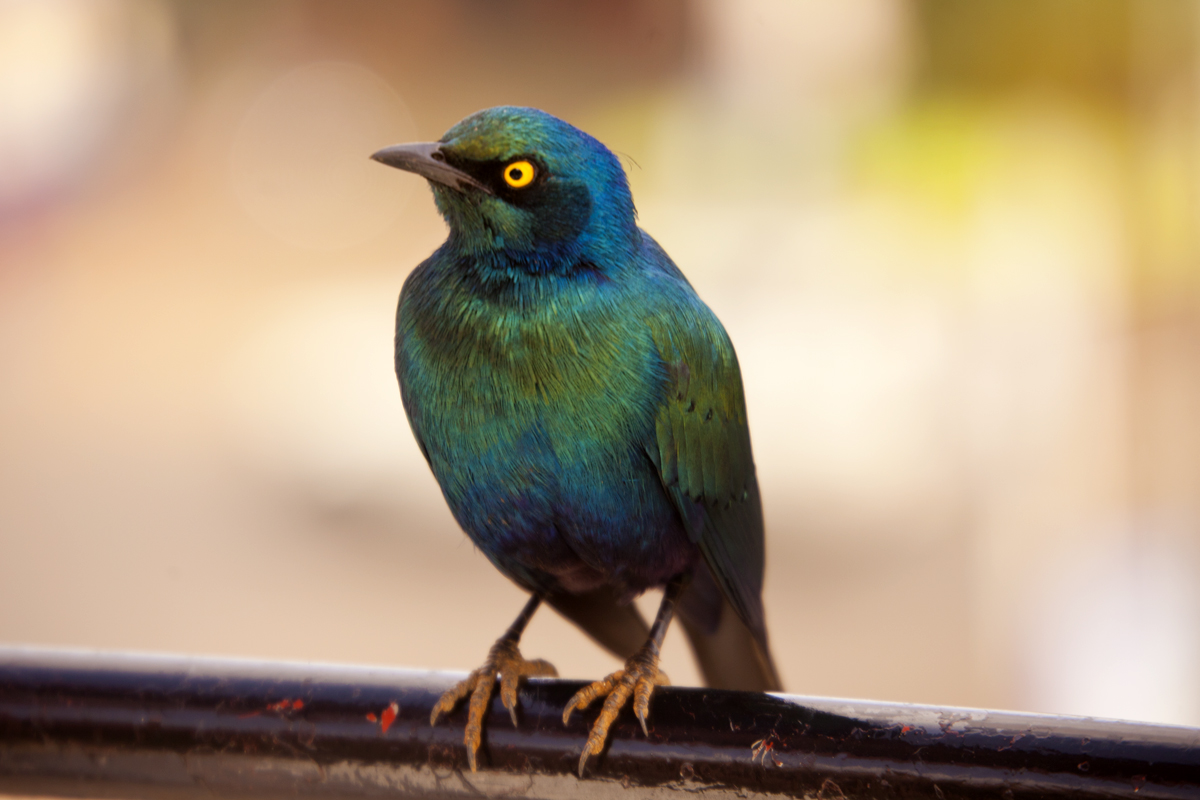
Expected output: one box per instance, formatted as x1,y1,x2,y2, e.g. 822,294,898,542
371,106,780,776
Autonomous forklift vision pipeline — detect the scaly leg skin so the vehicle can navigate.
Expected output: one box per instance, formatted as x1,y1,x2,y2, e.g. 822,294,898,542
563,574,687,777
430,594,556,772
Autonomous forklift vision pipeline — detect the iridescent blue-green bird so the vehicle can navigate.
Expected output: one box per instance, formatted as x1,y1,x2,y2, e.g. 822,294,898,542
372,106,780,775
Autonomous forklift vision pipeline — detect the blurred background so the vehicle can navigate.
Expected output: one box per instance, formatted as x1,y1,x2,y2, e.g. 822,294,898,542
2,0,1199,727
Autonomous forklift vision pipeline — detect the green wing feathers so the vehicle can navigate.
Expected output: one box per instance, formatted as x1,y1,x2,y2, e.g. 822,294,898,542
651,317,753,511
646,304,770,650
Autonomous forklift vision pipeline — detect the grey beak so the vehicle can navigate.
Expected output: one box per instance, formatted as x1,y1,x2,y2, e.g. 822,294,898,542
370,142,493,195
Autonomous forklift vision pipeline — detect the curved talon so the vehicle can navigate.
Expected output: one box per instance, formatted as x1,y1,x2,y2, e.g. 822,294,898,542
567,651,668,776
633,670,668,735
430,668,479,726
429,641,557,772
499,666,520,727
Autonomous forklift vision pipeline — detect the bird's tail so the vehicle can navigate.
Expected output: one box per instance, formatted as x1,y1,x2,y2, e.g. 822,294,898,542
548,575,781,693
546,585,650,661
680,592,782,692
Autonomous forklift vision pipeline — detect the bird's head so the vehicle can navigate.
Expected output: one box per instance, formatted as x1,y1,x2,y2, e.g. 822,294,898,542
372,106,637,276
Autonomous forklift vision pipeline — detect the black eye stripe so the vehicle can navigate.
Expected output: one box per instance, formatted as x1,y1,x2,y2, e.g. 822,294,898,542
438,152,546,195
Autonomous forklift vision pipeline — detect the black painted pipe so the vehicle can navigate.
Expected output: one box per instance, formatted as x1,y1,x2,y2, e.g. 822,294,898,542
0,647,1197,799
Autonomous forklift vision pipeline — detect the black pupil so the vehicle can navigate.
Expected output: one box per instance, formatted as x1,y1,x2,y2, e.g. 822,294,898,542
509,167,523,180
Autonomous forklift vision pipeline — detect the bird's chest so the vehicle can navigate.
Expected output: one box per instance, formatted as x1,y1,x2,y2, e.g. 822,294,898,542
397,286,663,537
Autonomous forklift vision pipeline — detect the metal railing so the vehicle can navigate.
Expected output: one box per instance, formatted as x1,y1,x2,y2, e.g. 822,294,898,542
1,646,1197,799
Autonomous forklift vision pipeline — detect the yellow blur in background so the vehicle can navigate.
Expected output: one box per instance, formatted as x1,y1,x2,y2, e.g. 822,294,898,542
1,0,1198,726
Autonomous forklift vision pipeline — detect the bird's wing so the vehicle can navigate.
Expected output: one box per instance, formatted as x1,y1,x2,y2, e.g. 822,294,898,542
644,292,769,648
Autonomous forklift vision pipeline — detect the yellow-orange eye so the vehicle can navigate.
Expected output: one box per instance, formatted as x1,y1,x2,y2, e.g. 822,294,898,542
503,160,535,188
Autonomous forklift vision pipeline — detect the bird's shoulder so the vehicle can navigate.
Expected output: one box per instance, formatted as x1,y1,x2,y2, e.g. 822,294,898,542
632,232,755,512
633,233,729,353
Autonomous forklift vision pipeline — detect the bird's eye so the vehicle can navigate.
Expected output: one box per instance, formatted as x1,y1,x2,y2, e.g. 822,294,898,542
503,160,536,188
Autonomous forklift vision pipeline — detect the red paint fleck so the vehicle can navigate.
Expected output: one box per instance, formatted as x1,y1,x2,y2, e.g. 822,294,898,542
263,698,304,713
380,702,399,734
366,713,378,723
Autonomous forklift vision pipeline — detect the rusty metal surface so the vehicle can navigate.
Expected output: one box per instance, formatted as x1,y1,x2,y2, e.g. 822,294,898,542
1,647,1197,799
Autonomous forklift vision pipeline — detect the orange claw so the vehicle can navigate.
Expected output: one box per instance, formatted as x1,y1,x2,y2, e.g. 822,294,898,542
565,647,669,776
429,638,557,772
561,673,619,725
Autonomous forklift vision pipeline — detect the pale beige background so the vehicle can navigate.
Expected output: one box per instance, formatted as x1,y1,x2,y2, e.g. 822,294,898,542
2,1,1199,726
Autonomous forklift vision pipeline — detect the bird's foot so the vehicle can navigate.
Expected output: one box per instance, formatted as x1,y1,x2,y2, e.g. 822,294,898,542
563,646,670,776
430,638,557,771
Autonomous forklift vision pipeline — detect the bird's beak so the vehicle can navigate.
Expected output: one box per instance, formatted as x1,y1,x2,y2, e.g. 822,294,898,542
370,142,493,195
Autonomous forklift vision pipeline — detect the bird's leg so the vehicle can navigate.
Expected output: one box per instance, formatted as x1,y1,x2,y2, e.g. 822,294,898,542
430,594,557,772
563,574,686,776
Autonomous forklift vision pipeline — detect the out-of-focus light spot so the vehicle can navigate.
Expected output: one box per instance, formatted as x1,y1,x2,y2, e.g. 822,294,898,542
229,62,417,250
1019,537,1200,726
217,278,430,516
699,0,908,113
0,0,176,215
851,101,998,217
